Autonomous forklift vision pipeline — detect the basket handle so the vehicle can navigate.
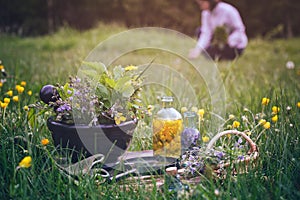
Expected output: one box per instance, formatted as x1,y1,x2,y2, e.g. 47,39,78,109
205,130,258,154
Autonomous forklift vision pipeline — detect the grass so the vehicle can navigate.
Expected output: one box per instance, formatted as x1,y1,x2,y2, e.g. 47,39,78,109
0,23,300,199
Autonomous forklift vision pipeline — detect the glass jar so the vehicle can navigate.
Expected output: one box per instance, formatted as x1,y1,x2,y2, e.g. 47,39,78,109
181,111,200,154
152,96,183,158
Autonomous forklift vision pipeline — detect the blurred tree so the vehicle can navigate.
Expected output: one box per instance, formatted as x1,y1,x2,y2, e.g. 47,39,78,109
1,0,300,38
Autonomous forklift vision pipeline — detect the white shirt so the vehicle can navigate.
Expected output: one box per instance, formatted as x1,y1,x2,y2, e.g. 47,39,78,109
196,2,248,50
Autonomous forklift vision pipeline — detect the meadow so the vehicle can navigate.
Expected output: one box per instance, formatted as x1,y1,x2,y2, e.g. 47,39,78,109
0,23,299,199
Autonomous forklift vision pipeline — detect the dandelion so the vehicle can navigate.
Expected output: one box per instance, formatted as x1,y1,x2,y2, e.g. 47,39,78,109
27,90,32,96
20,81,26,87
114,112,127,125
229,114,235,120
4,97,10,104
41,138,50,146
259,119,266,125
0,64,3,70
272,115,278,123
297,102,300,108
16,86,25,94
202,135,210,143
0,82,2,87
245,131,251,136
272,106,280,114
180,107,188,113
17,156,32,169
124,65,138,71
23,106,29,111
12,96,19,102
6,90,13,97
232,120,240,128
261,97,270,106
263,122,271,129
197,109,205,119
0,102,8,109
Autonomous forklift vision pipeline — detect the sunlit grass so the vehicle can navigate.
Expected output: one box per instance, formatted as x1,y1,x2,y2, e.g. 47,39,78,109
0,24,300,199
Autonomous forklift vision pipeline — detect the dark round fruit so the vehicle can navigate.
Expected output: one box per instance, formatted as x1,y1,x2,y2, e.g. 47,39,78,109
40,85,59,104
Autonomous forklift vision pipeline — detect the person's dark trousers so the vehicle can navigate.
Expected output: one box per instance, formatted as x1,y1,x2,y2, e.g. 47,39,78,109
205,44,244,60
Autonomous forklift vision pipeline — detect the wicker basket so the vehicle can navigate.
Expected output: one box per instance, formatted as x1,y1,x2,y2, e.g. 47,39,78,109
204,130,259,175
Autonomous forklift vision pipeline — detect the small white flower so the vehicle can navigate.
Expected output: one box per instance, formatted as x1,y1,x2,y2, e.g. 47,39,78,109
286,61,295,69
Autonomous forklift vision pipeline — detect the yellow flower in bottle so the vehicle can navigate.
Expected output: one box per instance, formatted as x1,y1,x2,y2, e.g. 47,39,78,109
197,109,205,119
125,65,138,71
263,122,271,129
18,156,32,168
272,106,280,114
6,90,13,97
41,138,50,146
20,81,26,87
4,98,10,104
27,90,32,96
261,97,270,106
272,115,278,123
13,96,19,102
297,102,300,108
232,120,240,128
202,136,210,143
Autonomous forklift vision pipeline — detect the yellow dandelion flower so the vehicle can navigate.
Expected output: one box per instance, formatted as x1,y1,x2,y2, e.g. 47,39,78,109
229,114,235,120
23,106,29,111
0,65,4,70
197,109,205,119
0,82,3,87
272,106,280,114
6,90,13,97
125,65,138,71
261,97,270,106
297,102,300,108
20,81,26,87
180,107,188,113
202,136,210,143
18,156,32,168
0,102,8,109
12,96,19,102
15,84,21,90
114,113,127,125
232,120,240,128
263,122,271,129
17,86,25,94
259,119,266,125
272,115,278,123
27,90,32,96
4,98,10,103
41,138,50,146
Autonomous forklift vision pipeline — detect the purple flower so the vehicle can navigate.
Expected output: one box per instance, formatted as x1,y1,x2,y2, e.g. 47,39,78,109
181,128,200,150
214,151,225,159
238,155,245,161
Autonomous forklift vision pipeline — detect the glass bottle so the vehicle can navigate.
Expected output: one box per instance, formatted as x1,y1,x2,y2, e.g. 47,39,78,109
181,111,200,154
152,96,183,158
